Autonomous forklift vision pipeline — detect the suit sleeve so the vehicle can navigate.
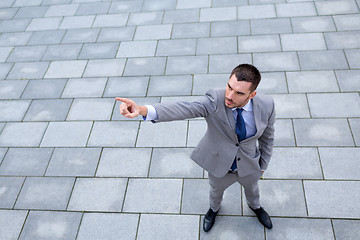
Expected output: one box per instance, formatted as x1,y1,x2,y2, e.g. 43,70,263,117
152,89,218,122
258,99,275,171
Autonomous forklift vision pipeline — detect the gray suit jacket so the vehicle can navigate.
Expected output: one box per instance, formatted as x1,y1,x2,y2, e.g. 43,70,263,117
153,88,275,178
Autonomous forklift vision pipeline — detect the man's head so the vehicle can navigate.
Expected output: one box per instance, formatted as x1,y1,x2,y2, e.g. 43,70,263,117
225,64,261,109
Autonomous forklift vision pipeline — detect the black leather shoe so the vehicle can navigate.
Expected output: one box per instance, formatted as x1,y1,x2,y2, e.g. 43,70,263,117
250,207,273,229
203,208,218,232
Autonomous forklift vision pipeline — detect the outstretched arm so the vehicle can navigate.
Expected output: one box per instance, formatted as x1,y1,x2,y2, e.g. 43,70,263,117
115,97,148,118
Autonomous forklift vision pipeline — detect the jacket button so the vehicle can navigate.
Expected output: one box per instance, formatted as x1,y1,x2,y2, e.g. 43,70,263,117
236,143,239,147
237,158,240,161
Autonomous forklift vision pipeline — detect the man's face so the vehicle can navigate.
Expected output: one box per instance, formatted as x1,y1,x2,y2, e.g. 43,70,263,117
225,74,257,109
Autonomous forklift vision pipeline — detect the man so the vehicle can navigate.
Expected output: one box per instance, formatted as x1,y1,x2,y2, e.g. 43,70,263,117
116,64,275,231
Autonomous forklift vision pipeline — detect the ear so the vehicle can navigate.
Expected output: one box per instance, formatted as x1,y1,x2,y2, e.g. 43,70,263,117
249,90,257,99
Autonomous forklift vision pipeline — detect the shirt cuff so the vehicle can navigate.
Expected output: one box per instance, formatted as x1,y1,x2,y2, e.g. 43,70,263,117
142,105,158,121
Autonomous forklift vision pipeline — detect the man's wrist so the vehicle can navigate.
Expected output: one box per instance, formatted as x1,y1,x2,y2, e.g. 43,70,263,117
138,105,148,117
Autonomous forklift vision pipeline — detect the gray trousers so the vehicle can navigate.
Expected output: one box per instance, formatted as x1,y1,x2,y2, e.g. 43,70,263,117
209,170,263,212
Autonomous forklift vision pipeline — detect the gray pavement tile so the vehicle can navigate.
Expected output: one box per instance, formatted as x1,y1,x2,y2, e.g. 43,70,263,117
68,178,127,212
42,44,82,61
156,39,196,56
293,119,354,147
97,27,135,42
172,22,210,39
0,19,30,33
0,147,6,162
143,0,176,11
0,122,47,147
117,40,157,58
0,177,24,208
199,216,264,239
84,59,126,77
238,4,276,19
0,8,18,20
108,0,142,13
76,2,110,15
7,46,47,62
59,15,94,29
15,177,74,210
250,0,285,3
112,97,160,121
336,70,360,92
266,218,334,240
42,0,72,4
0,47,13,62
304,180,360,218
187,120,207,147
123,178,182,213
0,63,13,79
333,14,360,31
276,2,317,17
0,100,31,121
200,7,237,22
211,20,250,37
13,6,47,19
281,33,326,51
333,219,360,240
22,79,67,99
0,148,53,176
163,9,199,23
19,211,82,240
325,31,360,49
349,118,360,146
243,180,307,217
265,148,322,179
27,30,66,45
104,76,149,98
79,42,119,59
0,80,28,99
251,18,292,35
96,148,151,177
128,11,163,26
137,121,188,147
46,148,101,177
298,50,349,70
182,179,242,215
26,17,62,31
319,147,360,180
271,94,310,118
308,93,360,117
149,148,203,178
258,72,288,94
62,78,107,98
93,13,128,27
213,0,247,7
87,122,139,147
7,62,49,80
254,52,299,72
286,71,339,93
45,3,79,17
0,0,15,8
192,74,228,95
124,57,166,76
273,119,295,146
166,56,208,75
0,125,5,136
197,37,237,55
23,99,72,121
77,213,139,240
45,60,87,78
137,214,199,240
177,0,210,9
345,49,360,69
238,35,281,53
13,0,43,7
134,24,172,40
148,75,192,96
315,0,359,15
0,210,28,240
41,122,92,147
0,32,32,47
62,28,100,43
291,16,336,33
67,98,114,121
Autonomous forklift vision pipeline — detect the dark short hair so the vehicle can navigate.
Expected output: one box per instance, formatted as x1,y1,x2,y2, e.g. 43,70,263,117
230,64,261,91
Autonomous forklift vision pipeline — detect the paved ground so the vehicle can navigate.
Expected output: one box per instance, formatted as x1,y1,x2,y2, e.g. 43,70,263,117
0,0,360,239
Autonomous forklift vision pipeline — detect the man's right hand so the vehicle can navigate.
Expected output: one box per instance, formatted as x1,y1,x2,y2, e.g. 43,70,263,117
115,97,147,118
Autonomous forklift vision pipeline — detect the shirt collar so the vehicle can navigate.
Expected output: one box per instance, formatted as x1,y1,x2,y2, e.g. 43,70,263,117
231,99,253,112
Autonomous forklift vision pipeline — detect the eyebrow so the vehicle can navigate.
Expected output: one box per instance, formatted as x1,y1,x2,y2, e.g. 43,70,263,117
228,83,246,95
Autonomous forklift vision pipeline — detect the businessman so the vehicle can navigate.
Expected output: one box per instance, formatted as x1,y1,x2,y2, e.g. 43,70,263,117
116,64,275,231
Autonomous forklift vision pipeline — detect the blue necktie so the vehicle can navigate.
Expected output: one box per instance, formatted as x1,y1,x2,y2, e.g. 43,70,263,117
231,108,246,171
